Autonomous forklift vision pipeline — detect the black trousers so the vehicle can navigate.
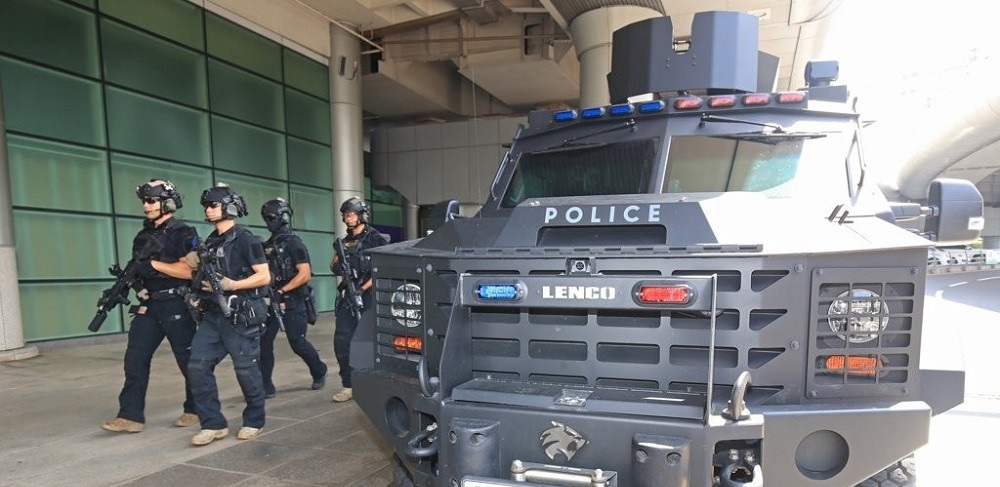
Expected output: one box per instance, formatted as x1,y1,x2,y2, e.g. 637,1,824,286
116,299,196,423
334,292,372,388
260,307,327,393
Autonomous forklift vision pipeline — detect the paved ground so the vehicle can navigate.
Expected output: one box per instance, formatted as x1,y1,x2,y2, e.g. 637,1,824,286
0,313,393,487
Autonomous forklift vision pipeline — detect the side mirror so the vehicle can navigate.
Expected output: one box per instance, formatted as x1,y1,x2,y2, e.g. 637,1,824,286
425,199,460,236
925,178,984,246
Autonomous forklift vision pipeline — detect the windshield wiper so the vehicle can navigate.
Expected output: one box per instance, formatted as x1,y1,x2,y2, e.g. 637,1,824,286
700,113,786,132
533,119,637,153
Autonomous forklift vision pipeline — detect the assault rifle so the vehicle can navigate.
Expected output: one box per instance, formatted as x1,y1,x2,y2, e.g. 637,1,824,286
185,244,232,319
266,286,285,331
333,238,363,321
87,239,164,332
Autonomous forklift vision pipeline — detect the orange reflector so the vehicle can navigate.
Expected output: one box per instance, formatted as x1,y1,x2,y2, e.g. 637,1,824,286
777,91,806,103
673,97,703,110
742,93,771,106
708,95,736,108
824,355,878,377
393,336,423,353
638,285,690,304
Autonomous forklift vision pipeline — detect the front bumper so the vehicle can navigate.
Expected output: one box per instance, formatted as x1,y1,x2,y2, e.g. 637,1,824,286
355,369,932,487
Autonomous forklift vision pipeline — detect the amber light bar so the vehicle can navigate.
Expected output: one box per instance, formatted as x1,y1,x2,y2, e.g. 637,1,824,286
824,355,879,377
393,336,423,353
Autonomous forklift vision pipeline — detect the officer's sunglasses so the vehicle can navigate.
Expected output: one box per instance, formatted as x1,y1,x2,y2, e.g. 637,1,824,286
263,214,280,221
142,197,159,205
202,202,222,209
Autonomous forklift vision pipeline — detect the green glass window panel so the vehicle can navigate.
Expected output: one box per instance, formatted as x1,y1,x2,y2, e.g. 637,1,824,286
208,60,283,129
102,20,207,108
372,202,403,228
213,171,286,215
212,117,286,179
21,282,124,340
0,57,105,146
285,88,330,144
297,230,334,277
114,216,144,264
206,14,280,81
287,137,331,186
106,87,210,165
110,154,212,220
7,136,109,212
0,0,99,76
364,176,372,199
13,210,114,279
309,275,336,312
284,48,328,101
371,186,403,205
290,185,334,232
68,0,96,8
100,0,203,50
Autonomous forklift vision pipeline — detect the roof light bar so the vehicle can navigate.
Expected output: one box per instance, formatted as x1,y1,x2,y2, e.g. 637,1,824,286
580,107,606,118
553,110,577,122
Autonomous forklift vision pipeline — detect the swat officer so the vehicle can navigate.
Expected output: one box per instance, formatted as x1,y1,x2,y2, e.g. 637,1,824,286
259,198,328,398
330,196,388,402
102,180,200,433
185,183,271,446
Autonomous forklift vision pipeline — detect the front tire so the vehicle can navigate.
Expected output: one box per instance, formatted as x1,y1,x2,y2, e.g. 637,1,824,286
391,454,416,487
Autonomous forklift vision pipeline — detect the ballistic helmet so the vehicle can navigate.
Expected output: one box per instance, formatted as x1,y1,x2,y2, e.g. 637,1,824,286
340,196,370,223
136,179,183,212
200,183,248,219
261,198,293,231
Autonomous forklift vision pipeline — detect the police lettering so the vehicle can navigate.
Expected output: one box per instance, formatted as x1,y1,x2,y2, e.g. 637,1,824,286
543,205,662,225
541,286,617,300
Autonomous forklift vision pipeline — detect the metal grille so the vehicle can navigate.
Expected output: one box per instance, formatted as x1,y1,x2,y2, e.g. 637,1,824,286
807,267,919,398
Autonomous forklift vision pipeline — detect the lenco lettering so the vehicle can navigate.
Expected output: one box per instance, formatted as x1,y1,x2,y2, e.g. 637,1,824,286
543,205,662,224
541,286,617,300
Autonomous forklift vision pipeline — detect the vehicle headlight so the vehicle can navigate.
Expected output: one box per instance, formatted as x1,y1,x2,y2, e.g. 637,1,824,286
390,283,422,328
828,289,887,343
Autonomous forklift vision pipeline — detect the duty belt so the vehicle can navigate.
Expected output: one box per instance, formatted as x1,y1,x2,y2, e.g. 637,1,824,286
138,286,190,302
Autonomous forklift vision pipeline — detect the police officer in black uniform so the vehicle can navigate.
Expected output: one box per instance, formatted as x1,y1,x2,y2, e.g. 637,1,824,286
259,198,327,398
330,196,388,402
102,180,201,433
186,183,271,446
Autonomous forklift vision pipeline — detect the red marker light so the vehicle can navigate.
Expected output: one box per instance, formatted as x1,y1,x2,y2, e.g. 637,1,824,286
393,336,423,353
742,94,771,106
638,285,690,304
708,95,736,108
673,97,703,110
777,91,807,103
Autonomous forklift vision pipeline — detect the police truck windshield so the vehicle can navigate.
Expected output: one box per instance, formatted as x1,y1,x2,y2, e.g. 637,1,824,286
501,137,658,207
663,131,855,197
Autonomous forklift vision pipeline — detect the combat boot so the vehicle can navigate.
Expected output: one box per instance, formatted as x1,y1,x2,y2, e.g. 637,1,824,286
174,413,199,427
331,387,353,402
191,428,229,446
102,417,144,433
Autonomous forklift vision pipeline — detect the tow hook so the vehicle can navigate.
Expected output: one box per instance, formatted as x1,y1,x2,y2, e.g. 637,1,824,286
716,449,763,487
403,422,439,458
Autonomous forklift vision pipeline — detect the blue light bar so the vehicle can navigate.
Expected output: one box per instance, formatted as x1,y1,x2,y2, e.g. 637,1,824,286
580,107,606,119
475,283,522,301
609,103,634,116
553,110,578,122
638,100,666,113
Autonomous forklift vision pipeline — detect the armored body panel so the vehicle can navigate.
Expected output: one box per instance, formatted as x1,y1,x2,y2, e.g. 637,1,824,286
352,11,979,487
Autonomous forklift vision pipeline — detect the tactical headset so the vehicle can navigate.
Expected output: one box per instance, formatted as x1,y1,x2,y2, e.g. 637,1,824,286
136,179,183,213
200,183,248,219
340,197,370,224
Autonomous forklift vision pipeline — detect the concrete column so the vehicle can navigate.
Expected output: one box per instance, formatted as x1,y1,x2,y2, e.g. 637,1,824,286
329,21,365,238
405,201,419,240
982,206,1000,249
569,6,661,107
0,77,38,362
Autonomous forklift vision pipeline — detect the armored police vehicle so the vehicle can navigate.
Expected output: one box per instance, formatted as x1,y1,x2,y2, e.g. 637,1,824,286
352,11,984,487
